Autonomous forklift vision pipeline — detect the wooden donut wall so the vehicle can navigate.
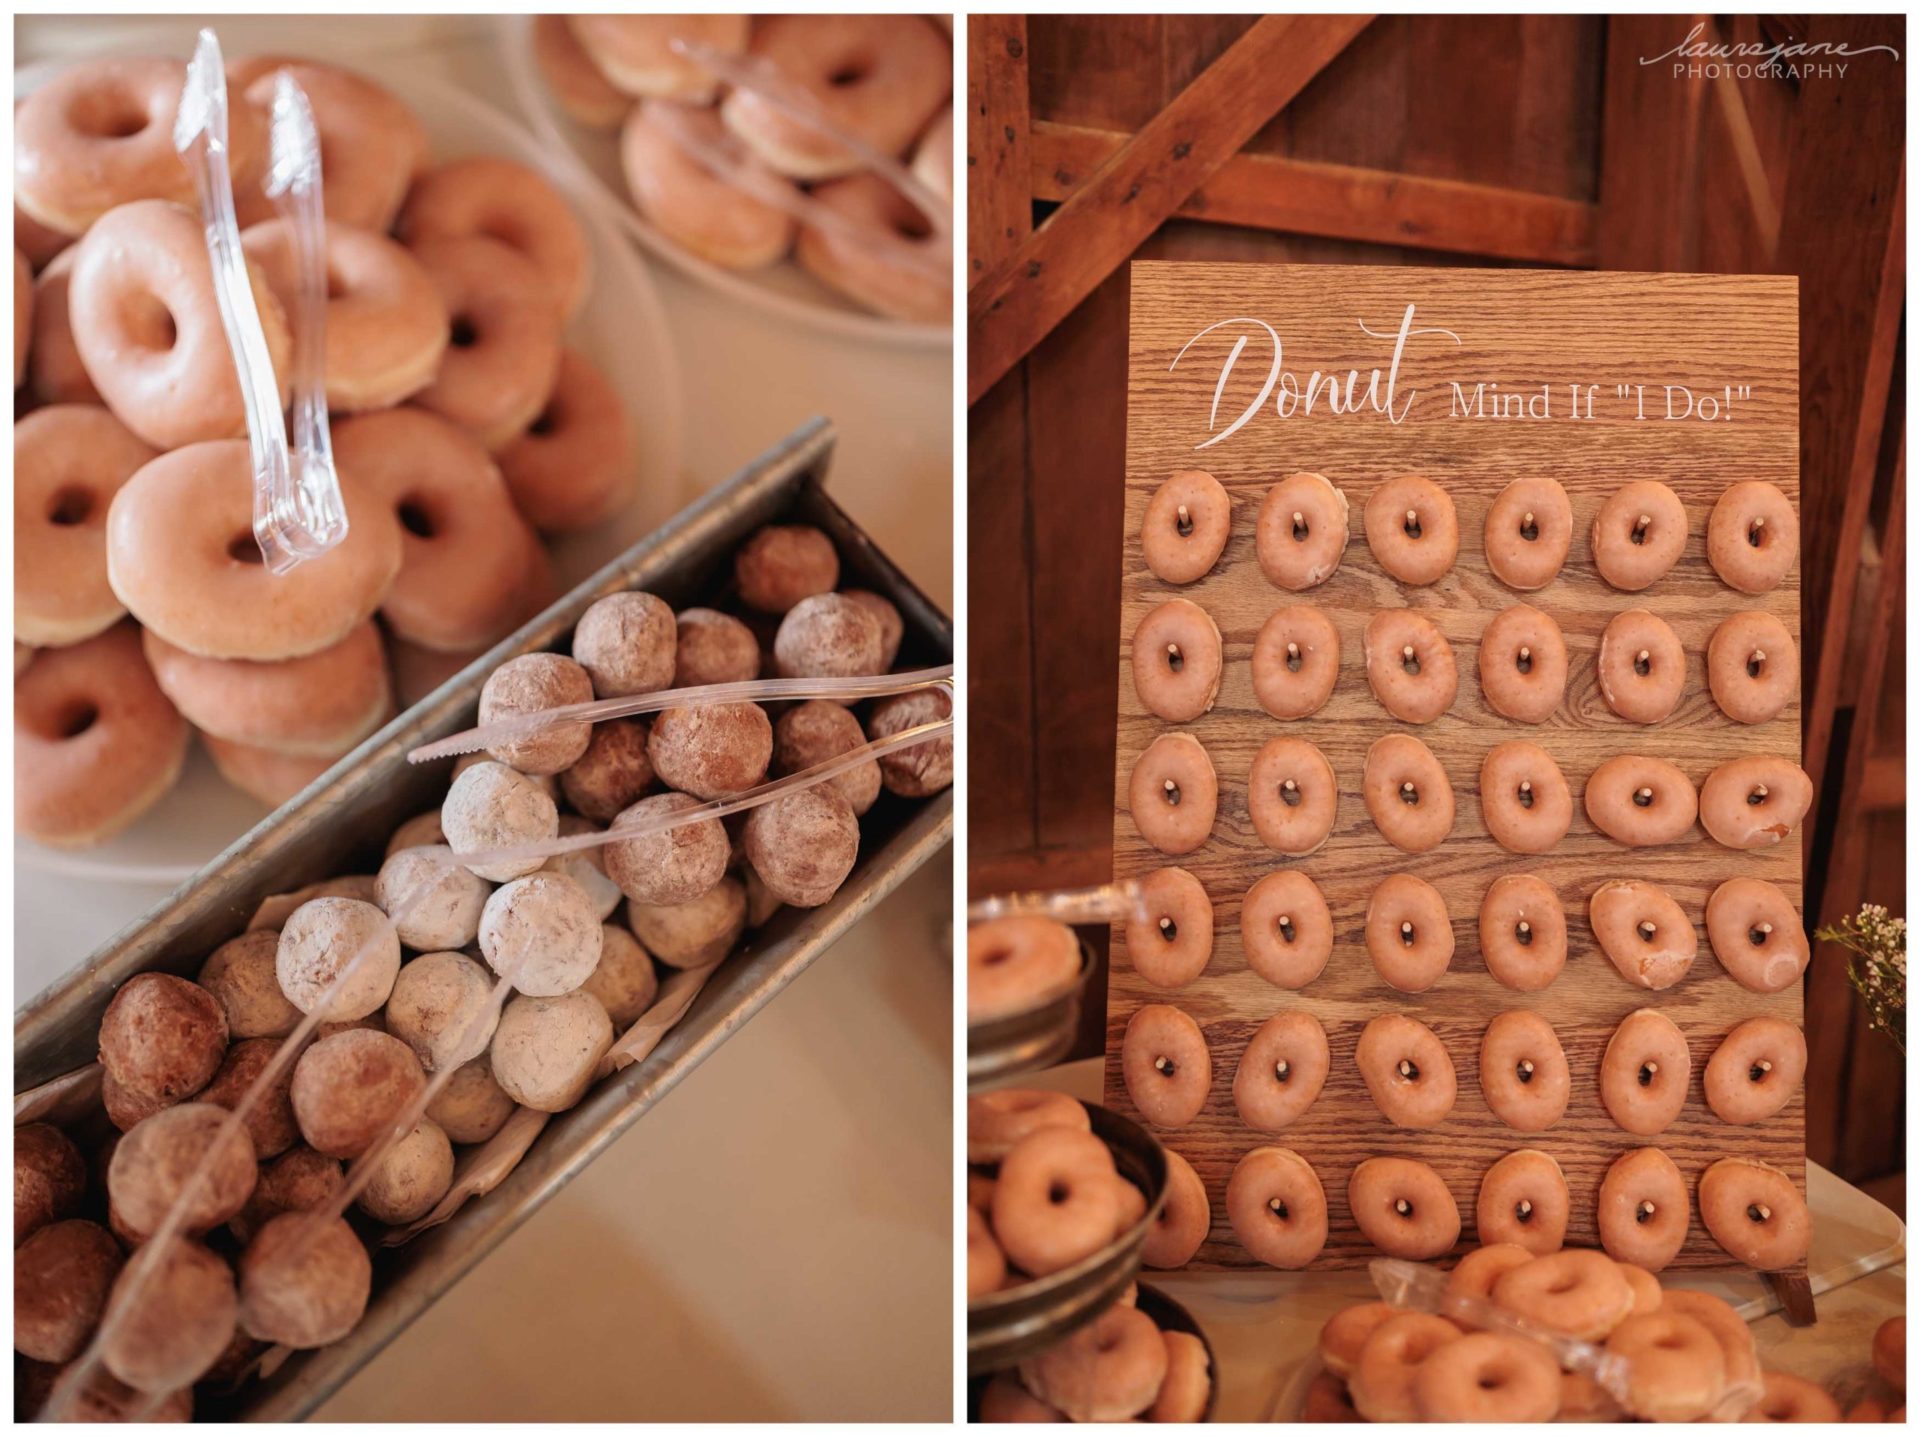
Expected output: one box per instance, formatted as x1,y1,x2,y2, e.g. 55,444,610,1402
1103,263,1803,1273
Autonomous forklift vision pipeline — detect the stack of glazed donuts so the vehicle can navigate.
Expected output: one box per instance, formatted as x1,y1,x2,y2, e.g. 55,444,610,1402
975,1290,1213,1422
1112,465,1811,1274
14,51,643,846
529,15,953,323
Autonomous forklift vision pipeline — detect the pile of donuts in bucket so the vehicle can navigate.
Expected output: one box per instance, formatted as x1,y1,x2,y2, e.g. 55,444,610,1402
529,15,952,323
14,48,638,844
975,1288,1212,1423
12,522,952,1420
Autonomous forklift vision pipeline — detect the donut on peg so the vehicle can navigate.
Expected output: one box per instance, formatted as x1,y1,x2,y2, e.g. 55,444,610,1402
1479,1011,1570,1131
1592,480,1687,591
1706,611,1798,723
1239,870,1334,989
1247,736,1338,856
1127,733,1217,856
1478,875,1567,992
1704,877,1808,992
1226,1145,1329,1269
1347,1157,1461,1260
1363,733,1454,853
1589,879,1698,990
1475,1148,1569,1255
1596,609,1686,724
1129,598,1223,722
1479,740,1573,854
1364,474,1459,585
1484,477,1573,590
1599,1008,1692,1136
1355,1014,1457,1128
1365,874,1453,993
1477,604,1568,723
1583,754,1698,846
1596,1146,1690,1271
1123,867,1213,989
1698,755,1812,849
1364,609,1457,723
1121,1003,1211,1128
1250,604,1340,719
1697,1158,1810,1270
1256,472,1349,591
1703,1016,1806,1125
1707,481,1798,593
1141,470,1231,584
1233,1011,1330,1130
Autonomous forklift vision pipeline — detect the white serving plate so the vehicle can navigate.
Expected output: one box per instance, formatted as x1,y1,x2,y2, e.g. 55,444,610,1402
494,15,952,352
14,50,687,886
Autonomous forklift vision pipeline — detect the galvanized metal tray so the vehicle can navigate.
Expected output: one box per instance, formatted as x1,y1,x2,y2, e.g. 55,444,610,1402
965,939,1093,1089
13,416,954,1420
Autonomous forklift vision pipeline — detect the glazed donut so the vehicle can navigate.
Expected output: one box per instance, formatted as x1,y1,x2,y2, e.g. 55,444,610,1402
229,57,427,233
1444,1243,1533,1318
532,14,631,128
1478,875,1568,991
1124,867,1213,989
794,173,952,324
1583,753,1698,846
1752,1369,1841,1422
1250,604,1340,719
1256,472,1350,591
620,101,796,270
1484,477,1573,590
1708,481,1799,593
1240,870,1333,989
1121,1004,1211,1128
1874,1315,1905,1391
1018,1301,1167,1422
1592,480,1688,590
1127,733,1217,856
1365,474,1459,585
1479,1011,1570,1131
1493,1248,1634,1340
14,622,189,849
1143,1146,1211,1269
204,731,350,806
965,1087,1088,1163
966,916,1080,1023
721,16,951,181
1707,611,1798,723
15,59,266,234
1699,755,1812,849
1606,1312,1728,1421
1477,604,1568,723
567,15,752,101
15,181,70,268
1597,1147,1690,1271
1599,1008,1692,1136
1479,740,1573,853
106,440,403,662
1233,1011,1330,1130
977,1374,1063,1422
1319,1302,1397,1379
1142,470,1231,584
1364,873,1454,993
400,157,592,320
1589,879,1698,990
1413,1331,1562,1422
1349,1312,1462,1422
1704,1017,1807,1125
1348,1156,1461,1260
967,1205,1005,1297
1225,1145,1328,1269
332,408,538,653
14,404,156,646
13,247,28,387
1130,598,1223,722
1698,1158,1811,1270
989,1126,1119,1277
1619,1261,1663,1316
1596,609,1686,723
408,236,564,451
1475,1148,1569,1254
1363,609,1457,723
496,349,637,533
69,200,292,450
26,249,102,406
1149,1330,1212,1423
1247,736,1338,856
1650,1291,1758,1409
1363,733,1454,852
240,218,448,413
142,622,391,758
1356,1015,1456,1128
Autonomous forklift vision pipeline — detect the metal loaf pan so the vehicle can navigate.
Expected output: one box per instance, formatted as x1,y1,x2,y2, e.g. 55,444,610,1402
14,416,954,1420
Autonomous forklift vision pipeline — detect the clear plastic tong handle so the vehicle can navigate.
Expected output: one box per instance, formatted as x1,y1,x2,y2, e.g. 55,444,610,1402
174,29,348,574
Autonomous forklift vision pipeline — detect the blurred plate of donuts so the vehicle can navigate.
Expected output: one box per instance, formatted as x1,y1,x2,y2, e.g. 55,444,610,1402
14,44,685,885
496,14,953,349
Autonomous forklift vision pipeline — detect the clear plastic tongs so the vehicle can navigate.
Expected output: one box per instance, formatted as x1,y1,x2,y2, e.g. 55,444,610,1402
967,880,1149,926
175,28,347,573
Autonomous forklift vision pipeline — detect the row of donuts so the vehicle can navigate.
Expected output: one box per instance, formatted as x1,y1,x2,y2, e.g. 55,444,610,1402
1129,731,1812,855
1134,597,1797,727
1119,1003,1804,1135
1142,470,1798,596
1126,866,1808,997
532,16,954,322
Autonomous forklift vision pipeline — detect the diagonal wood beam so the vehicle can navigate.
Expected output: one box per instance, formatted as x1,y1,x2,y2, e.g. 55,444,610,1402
966,14,1375,405
1710,66,1782,263
1029,121,1598,267
966,15,1033,280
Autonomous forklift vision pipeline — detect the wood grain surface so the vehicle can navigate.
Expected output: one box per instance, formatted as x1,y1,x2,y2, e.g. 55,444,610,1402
1103,262,1804,1271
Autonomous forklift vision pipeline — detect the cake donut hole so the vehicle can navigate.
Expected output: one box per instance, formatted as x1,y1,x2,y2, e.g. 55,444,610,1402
15,1123,88,1246
1129,598,1223,723
1141,469,1231,584
375,845,491,954
15,1219,124,1363
386,951,500,1072
275,897,402,1022
1347,1157,1461,1260
1239,869,1334,989
1123,866,1213,989
627,875,748,971
773,701,881,816
1233,1011,1331,1130
1478,874,1568,991
1475,1149,1569,1255
1247,735,1338,855
602,792,729,906
97,971,230,1105
441,759,560,883
1127,733,1218,855
1599,1008,1692,1136
1697,1158,1811,1270
1583,753,1698,846
1704,1016,1806,1125
1364,873,1454,993
423,1058,517,1147
1256,472,1350,591
230,1146,342,1245
197,929,301,1039
106,1100,258,1240
198,1039,300,1161
1596,1146,1690,1271
97,1235,238,1393
289,1030,427,1159
1704,877,1809,992
570,591,677,699
1364,474,1459,585
744,786,860,908
1485,478,1573,590
1143,1147,1211,1270
355,1118,455,1225
648,701,773,800
577,923,660,1026
1251,604,1340,719
1120,1003,1211,1128
1707,481,1799,593
478,871,605,997
490,990,614,1113
673,607,761,687
1226,1145,1329,1269
1363,609,1458,723
1479,740,1573,853
1477,604,1568,723
1707,610,1798,723
989,1125,1120,1278
1356,1014,1457,1128
1363,733,1454,852
1596,609,1686,723
236,1211,371,1351
479,653,596,776
1698,755,1813,848
734,524,839,614
772,592,885,680
1479,1010,1571,1131
1590,879,1698,990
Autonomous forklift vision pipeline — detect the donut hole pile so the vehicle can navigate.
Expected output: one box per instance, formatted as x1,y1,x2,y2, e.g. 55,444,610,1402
14,50,643,849
529,15,953,322
976,1290,1214,1423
